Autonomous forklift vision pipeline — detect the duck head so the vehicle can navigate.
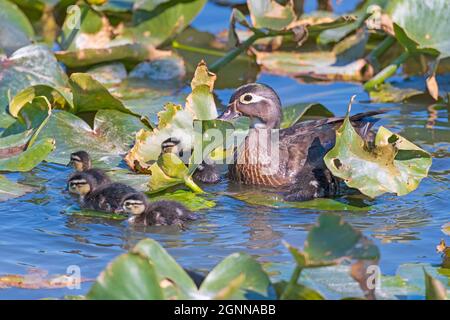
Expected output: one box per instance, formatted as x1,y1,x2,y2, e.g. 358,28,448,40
218,83,282,129
122,192,148,217
68,151,92,171
67,172,96,196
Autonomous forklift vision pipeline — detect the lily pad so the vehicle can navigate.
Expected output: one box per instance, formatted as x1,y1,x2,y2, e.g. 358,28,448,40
34,110,147,168
126,0,207,47
199,252,275,299
0,175,34,201
0,45,67,128
368,83,423,103
388,0,450,58
274,280,324,300
324,112,432,198
87,253,164,300
0,0,34,55
151,190,215,211
424,270,447,300
0,138,55,172
255,33,370,81
228,190,370,211
280,102,334,129
132,239,198,299
247,0,296,31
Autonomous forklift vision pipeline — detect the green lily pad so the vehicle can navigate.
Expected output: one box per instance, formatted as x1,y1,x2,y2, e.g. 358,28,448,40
388,0,450,58
0,0,34,55
424,270,448,300
248,0,296,31
125,0,207,47
87,253,164,300
368,83,423,103
65,206,127,221
133,239,198,299
199,252,275,299
255,33,369,81
228,190,370,211
324,113,432,198
34,110,147,168
0,44,67,128
0,175,34,201
287,213,379,268
0,138,55,172
273,280,325,300
280,102,334,129
151,190,215,211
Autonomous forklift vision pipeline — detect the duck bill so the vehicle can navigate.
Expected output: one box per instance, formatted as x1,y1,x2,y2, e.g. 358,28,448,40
218,101,241,121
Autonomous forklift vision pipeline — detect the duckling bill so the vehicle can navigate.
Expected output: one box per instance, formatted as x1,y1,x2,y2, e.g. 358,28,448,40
218,83,385,201
122,192,197,228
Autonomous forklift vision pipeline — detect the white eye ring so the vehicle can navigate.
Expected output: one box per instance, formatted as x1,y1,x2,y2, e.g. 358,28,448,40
239,93,266,105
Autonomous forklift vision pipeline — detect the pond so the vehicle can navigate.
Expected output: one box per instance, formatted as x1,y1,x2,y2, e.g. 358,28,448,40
0,1,448,299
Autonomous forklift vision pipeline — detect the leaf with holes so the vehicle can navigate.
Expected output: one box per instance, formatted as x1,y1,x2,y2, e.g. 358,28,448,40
324,114,432,198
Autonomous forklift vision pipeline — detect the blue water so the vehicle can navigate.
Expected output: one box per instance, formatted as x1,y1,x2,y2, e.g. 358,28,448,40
0,1,449,299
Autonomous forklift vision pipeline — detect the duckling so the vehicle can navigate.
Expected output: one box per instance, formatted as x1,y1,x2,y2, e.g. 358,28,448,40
67,172,138,213
122,192,197,227
161,137,221,184
68,151,111,186
218,83,384,201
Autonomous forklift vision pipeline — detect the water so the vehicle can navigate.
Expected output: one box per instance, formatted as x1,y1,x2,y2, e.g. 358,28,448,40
0,1,449,299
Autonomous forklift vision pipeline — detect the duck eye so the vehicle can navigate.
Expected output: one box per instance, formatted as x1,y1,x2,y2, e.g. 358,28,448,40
243,94,252,102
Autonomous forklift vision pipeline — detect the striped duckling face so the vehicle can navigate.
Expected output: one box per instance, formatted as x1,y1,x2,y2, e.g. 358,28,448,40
68,151,92,172
122,193,147,216
218,83,282,129
68,177,91,196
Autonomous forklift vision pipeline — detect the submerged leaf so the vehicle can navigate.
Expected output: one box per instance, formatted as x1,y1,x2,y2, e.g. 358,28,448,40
0,175,34,202
324,114,432,198
274,281,324,300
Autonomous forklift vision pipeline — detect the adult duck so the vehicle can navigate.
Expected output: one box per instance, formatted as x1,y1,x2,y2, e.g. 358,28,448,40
218,83,384,201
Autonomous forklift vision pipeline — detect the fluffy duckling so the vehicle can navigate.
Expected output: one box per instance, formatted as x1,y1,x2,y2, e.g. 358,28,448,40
161,137,221,184
67,172,138,213
218,83,384,201
122,192,197,227
68,151,111,186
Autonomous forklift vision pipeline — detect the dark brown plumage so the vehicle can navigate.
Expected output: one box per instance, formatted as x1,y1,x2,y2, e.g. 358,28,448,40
67,172,138,213
68,151,111,186
219,83,384,201
122,192,197,228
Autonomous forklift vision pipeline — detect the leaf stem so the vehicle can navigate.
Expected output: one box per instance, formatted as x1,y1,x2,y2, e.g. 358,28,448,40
209,29,296,73
280,265,302,299
184,177,204,194
366,36,396,63
364,51,410,90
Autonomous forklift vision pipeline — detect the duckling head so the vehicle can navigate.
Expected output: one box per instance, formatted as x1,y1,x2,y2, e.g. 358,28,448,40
122,192,148,217
218,83,282,129
68,151,92,171
161,137,183,157
67,172,95,196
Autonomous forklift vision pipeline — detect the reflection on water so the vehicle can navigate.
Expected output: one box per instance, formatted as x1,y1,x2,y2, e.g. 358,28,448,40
1,1,449,299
